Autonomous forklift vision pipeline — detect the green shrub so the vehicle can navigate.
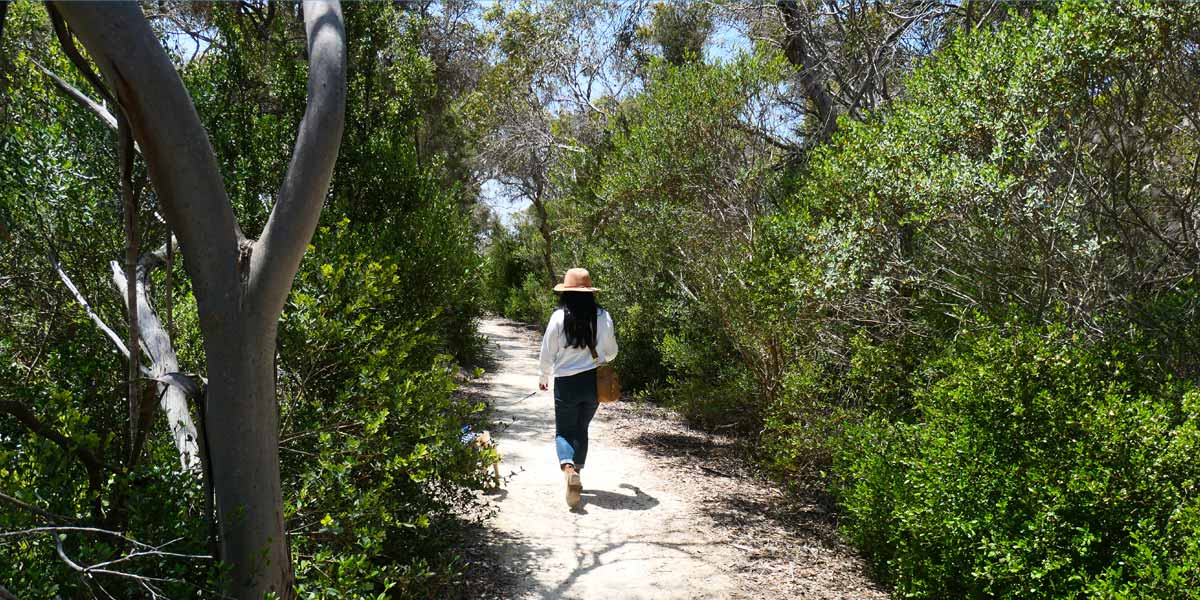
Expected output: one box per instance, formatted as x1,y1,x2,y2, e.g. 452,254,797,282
481,224,528,315
762,359,845,479
834,323,1200,598
501,272,557,327
280,220,494,598
658,327,757,428
761,330,928,480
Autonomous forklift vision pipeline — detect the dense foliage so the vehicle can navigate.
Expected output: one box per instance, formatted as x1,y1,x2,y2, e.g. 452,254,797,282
1,3,489,597
484,1,1200,596
837,323,1200,598
7,0,1200,596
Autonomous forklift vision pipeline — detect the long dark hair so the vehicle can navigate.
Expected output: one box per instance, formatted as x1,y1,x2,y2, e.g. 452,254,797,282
559,291,598,349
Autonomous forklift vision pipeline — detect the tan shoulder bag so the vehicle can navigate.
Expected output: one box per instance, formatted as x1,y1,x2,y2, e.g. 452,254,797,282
588,344,621,404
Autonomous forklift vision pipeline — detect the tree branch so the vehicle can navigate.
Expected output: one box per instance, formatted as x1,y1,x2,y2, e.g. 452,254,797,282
0,400,108,520
0,401,105,474
0,489,76,524
776,0,838,142
31,58,118,131
111,251,201,473
52,1,244,313
118,111,142,468
250,0,347,317
45,4,114,106
47,249,148,373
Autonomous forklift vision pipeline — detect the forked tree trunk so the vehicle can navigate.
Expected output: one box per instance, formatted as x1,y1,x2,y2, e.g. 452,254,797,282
54,2,346,598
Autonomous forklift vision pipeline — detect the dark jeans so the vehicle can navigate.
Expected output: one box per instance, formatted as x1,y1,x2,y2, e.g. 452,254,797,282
554,368,599,468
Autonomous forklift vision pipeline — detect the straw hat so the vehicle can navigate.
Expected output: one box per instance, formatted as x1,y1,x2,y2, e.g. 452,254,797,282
553,267,600,292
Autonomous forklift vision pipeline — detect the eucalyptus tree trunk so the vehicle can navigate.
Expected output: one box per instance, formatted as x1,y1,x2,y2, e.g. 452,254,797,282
531,175,556,286
53,2,346,597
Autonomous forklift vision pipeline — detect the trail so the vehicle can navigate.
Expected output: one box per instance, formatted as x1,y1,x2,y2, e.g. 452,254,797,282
471,318,742,599
469,317,889,599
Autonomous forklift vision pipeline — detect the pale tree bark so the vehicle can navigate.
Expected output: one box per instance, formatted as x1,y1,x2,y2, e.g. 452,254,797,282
110,242,201,472
52,2,346,598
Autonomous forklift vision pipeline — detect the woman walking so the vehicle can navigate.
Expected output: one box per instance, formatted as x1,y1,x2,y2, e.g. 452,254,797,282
538,268,618,508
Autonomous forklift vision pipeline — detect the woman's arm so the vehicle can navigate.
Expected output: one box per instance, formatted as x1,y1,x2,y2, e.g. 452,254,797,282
538,312,560,390
597,310,618,363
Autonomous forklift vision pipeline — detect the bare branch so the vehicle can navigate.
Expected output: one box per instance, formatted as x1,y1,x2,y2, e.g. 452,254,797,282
0,489,76,524
31,58,118,130
46,249,148,373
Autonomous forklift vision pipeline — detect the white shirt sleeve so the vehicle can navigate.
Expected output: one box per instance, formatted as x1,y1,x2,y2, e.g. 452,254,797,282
596,310,618,364
538,311,561,388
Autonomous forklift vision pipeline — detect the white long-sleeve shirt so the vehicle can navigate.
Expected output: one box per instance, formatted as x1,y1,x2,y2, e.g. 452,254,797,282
538,308,618,388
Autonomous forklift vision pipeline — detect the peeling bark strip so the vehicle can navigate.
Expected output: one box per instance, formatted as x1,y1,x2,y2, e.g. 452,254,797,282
52,2,347,598
111,244,200,472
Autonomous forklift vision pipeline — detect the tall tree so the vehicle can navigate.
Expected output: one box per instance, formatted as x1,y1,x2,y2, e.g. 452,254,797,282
50,2,346,597
727,0,967,148
474,1,645,285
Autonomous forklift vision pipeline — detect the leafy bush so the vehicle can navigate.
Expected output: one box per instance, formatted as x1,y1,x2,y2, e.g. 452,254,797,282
760,330,926,480
834,322,1200,598
500,272,556,327
280,220,494,598
480,223,527,315
657,327,757,427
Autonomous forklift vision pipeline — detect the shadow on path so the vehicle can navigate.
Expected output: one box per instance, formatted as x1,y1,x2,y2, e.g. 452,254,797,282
577,484,660,512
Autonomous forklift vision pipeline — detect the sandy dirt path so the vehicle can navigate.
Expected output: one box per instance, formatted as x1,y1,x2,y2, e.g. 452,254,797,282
471,318,744,599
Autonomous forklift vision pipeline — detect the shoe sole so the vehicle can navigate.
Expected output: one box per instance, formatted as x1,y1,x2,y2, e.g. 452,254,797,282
566,472,582,508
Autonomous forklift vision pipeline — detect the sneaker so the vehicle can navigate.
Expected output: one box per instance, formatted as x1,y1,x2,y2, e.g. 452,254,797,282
564,466,582,508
